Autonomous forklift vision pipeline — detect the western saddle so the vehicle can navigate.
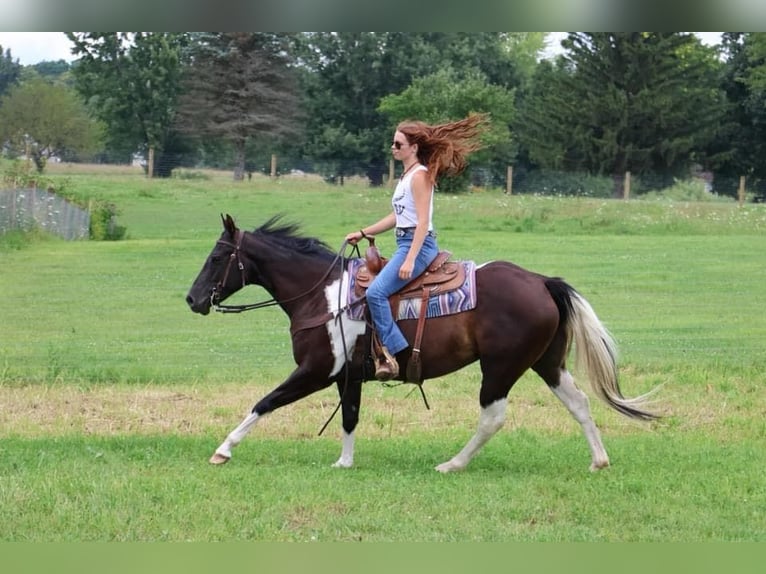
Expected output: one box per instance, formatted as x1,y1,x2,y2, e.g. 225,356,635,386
354,237,466,382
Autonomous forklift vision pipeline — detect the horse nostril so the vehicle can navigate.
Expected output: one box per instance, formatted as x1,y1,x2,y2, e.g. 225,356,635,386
185,294,194,307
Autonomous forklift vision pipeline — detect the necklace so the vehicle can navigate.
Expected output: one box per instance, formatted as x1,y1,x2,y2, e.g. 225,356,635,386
400,162,420,179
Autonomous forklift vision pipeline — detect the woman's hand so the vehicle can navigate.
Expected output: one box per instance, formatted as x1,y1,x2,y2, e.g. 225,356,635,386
345,230,364,245
399,257,415,280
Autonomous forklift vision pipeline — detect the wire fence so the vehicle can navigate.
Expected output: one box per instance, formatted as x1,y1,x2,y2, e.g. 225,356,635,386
0,187,90,240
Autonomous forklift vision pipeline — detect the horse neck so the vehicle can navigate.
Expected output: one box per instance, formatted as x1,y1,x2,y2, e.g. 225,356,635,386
242,234,340,315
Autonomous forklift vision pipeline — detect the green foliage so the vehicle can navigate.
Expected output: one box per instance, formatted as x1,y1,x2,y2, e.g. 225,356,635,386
639,178,733,202
1,159,68,192
171,168,211,180
176,33,301,181
514,169,614,197
0,226,52,251
0,44,21,97
715,33,766,182
88,201,125,240
0,78,102,172
1,160,124,240
68,33,185,175
517,33,729,180
295,33,527,186
379,67,516,192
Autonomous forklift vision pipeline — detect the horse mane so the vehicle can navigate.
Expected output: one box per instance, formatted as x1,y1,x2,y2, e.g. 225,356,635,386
252,215,337,261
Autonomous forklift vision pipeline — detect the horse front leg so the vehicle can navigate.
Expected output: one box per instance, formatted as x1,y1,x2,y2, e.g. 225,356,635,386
331,377,362,468
210,366,333,465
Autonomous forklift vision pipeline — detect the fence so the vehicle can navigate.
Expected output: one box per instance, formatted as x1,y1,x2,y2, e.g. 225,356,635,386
0,188,90,240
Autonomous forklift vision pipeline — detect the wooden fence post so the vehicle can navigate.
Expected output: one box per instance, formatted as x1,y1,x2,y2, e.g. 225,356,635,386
738,175,746,206
623,171,631,200
270,154,278,178
147,146,154,178
389,158,395,186
506,166,513,195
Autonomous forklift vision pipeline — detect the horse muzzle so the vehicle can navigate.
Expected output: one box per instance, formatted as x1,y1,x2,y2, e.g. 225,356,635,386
185,292,212,315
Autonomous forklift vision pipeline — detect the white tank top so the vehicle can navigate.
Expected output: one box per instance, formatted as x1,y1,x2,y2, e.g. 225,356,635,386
392,165,433,230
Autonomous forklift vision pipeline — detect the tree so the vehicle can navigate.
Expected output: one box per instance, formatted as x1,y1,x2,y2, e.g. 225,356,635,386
0,45,21,98
30,59,72,81
67,32,185,176
175,32,301,181
516,33,729,191
378,66,516,190
712,33,766,196
0,78,102,172
295,32,526,186
514,57,579,170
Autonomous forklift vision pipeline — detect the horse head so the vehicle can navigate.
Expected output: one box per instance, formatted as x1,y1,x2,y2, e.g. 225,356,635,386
186,214,246,315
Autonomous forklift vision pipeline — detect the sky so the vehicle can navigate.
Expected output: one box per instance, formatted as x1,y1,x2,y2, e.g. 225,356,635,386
0,32,726,67
0,32,75,65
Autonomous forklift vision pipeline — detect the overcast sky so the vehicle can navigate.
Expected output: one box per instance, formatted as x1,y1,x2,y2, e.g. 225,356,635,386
0,32,725,67
0,32,74,65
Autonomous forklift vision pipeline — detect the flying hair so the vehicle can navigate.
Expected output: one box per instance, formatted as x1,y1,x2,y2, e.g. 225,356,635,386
396,113,490,184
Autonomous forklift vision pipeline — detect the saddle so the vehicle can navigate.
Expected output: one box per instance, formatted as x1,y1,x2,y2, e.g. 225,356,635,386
354,237,467,382
354,240,466,300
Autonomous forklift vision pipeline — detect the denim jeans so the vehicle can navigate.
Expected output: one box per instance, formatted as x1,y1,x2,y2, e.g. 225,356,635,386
366,228,440,354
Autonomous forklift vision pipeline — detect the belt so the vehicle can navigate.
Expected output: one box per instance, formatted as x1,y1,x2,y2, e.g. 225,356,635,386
395,227,436,238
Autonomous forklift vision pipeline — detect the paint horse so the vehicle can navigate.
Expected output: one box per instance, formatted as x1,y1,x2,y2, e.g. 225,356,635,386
186,215,658,472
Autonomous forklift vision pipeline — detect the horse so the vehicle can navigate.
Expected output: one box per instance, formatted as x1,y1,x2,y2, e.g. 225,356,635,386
185,214,658,473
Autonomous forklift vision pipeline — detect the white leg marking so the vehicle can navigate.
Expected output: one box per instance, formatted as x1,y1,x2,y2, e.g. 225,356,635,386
324,272,367,377
332,430,355,468
214,410,262,460
551,370,610,471
436,398,507,473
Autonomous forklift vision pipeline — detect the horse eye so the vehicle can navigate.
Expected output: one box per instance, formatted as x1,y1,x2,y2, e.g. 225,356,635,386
211,255,222,264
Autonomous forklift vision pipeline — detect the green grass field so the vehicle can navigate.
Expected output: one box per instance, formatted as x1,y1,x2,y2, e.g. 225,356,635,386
1,165,765,541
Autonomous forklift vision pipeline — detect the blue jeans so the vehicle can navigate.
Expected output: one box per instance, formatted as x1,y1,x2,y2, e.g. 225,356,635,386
366,228,439,354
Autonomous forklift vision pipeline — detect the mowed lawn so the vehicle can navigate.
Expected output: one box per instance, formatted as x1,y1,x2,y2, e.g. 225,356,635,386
1,166,765,541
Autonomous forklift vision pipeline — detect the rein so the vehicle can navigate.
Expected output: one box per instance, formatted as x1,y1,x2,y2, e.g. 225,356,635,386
211,230,357,315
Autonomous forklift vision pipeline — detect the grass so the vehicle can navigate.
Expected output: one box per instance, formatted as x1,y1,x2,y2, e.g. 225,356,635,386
1,433,763,541
1,163,765,541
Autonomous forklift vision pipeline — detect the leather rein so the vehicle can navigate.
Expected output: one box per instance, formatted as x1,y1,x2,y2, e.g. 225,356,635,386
211,229,358,316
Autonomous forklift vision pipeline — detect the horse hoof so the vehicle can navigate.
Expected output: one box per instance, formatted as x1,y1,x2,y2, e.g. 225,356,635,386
209,453,230,465
590,460,610,471
435,461,463,473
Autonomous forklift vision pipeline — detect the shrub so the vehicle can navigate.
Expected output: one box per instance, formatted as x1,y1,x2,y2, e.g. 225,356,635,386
514,169,614,197
640,178,733,202
89,201,126,240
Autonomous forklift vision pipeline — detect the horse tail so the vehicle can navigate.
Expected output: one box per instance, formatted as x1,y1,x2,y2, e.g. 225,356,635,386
545,278,659,421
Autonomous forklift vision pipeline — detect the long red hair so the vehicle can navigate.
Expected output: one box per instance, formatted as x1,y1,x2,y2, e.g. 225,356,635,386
397,113,489,184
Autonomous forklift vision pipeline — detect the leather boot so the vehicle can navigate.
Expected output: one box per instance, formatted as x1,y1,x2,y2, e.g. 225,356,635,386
374,345,399,381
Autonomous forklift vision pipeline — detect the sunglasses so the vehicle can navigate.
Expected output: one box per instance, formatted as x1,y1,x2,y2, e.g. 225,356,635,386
392,140,408,150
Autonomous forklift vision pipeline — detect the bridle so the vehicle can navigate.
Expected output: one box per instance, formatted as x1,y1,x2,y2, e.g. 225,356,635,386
210,229,358,316
210,230,248,309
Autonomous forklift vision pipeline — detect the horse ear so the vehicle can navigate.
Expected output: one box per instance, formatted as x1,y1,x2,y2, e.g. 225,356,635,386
221,213,238,236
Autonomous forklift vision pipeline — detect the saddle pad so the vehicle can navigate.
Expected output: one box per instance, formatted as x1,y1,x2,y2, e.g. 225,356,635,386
346,258,477,321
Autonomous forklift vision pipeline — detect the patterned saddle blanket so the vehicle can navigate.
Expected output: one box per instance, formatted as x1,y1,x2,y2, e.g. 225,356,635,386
345,258,477,321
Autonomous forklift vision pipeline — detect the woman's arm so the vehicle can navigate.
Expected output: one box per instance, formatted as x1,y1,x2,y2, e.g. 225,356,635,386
345,212,396,244
399,170,432,280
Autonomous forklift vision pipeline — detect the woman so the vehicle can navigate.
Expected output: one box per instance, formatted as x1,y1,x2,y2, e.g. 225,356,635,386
346,114,488,380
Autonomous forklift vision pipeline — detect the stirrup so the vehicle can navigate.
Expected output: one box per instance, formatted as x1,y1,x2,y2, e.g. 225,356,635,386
374,345,399,381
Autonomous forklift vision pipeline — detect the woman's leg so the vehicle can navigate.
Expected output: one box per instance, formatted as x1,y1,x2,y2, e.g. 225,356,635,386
366,234,439,355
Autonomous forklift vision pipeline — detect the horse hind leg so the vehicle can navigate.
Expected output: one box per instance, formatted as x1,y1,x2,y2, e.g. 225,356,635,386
544,367,610,471
435,398,507,473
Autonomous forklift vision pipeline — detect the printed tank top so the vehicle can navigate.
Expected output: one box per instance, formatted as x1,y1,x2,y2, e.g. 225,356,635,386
392,165,433,230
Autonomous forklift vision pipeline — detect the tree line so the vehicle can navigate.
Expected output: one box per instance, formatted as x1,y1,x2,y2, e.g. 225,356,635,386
1,32,765,197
